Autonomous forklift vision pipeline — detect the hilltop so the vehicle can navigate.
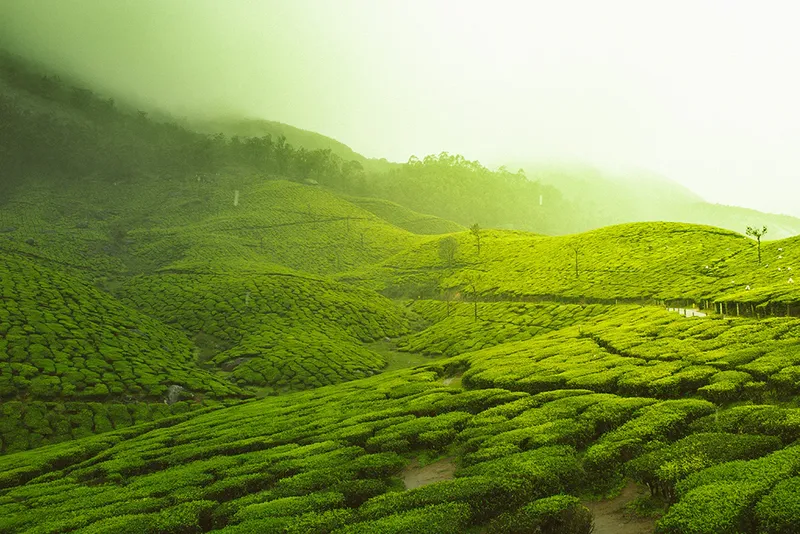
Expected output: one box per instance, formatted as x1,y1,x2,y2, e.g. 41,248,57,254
342,221,800,312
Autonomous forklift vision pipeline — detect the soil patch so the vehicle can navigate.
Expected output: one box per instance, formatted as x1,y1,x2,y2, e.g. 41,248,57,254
401,457,457,490
583,480,656,534
442,373,463,387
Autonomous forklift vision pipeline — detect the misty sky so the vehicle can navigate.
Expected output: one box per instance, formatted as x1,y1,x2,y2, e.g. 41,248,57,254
1,0,799,216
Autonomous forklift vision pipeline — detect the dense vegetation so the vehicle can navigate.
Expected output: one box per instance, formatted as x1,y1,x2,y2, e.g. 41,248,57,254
5,51,800,533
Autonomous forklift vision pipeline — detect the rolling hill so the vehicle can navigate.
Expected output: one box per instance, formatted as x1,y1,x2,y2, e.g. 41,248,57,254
342,221,800,312
6,49,800,534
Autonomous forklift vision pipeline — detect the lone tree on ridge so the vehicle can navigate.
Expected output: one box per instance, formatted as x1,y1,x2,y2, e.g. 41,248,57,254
746,226,768,264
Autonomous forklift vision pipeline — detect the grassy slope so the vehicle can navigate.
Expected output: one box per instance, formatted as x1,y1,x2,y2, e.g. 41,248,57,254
5,305,800,532
341,195,465,235
0,177,422,275
0,253,245,453
343,221,800,307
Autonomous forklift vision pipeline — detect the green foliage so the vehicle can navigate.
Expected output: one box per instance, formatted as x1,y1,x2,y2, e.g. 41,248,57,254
0,255,241,405
656,445,800,534
583,399,715,480
119,269,409,390
755,476,800,534
486,495,594,534
366,153,568,234
345,196,464,235
334,502,472,534
626,432,782,501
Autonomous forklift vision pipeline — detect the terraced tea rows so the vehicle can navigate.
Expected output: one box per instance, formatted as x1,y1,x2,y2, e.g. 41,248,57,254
0,178,429,276
0,254,241,401
0,253,247,452
5,336,800,533
0,179,432,273
117,272,411,390
462,306,800,403
346,222,800,318
0,399,227,455
399,301,613,357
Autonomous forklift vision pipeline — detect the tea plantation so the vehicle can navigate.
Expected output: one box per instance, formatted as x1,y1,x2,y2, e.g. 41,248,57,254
116,272,411,390
345,222,800,309
6,176,800,532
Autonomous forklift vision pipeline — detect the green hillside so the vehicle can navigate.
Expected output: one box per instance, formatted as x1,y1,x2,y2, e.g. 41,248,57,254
116,272,411,391
342,196,465,235
188,117,397,174
7,48,800,534
0,253,244,453
343,221,800,311
5,306,800,532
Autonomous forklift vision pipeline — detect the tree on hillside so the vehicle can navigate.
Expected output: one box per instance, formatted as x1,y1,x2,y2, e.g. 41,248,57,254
463,269,483,321
746,226,768,264
439,279,456,317
439,236,458,266
470,223,482,256
569,244,583,278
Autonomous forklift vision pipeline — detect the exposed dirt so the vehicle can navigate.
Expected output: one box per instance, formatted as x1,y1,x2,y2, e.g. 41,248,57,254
442,373,463,387
401,457,457,490
583,480,656,534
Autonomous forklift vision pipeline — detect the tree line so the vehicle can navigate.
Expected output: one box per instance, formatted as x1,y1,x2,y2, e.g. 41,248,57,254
1,51,578,234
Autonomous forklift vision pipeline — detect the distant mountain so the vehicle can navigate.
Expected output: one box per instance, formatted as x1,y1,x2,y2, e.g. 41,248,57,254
511,162,800,239
3,47,798,242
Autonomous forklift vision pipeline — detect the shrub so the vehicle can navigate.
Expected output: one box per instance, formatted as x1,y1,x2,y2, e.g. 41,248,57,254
487,494,594,534
333,502,472,534
756,476,800,534
626,433,781,501
359,475,527,523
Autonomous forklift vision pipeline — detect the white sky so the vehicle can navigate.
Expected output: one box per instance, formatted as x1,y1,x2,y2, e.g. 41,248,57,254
1,0,800,216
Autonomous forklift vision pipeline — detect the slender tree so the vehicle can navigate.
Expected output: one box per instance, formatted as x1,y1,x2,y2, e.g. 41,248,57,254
746,226,768,264
470,223,482,256
569,244,582,278
463,270,482,321
439,236,458,266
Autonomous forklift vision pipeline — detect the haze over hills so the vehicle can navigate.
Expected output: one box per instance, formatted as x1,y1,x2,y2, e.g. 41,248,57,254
3,0,800,218
6,20,800,534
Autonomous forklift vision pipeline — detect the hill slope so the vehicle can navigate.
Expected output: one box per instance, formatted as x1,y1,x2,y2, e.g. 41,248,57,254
342,221,800,311
189,117,397,173
5,305,800,532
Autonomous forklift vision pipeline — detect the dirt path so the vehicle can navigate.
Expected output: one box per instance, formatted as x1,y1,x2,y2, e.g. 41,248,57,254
400,457,457,490
667,307,707,317
583,480,656,534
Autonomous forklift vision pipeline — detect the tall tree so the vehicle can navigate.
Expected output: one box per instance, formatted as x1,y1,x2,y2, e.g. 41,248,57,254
463,270,482,321
746,226,768,264
470,223,482,256
438,236,458,266
569,244,583,278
